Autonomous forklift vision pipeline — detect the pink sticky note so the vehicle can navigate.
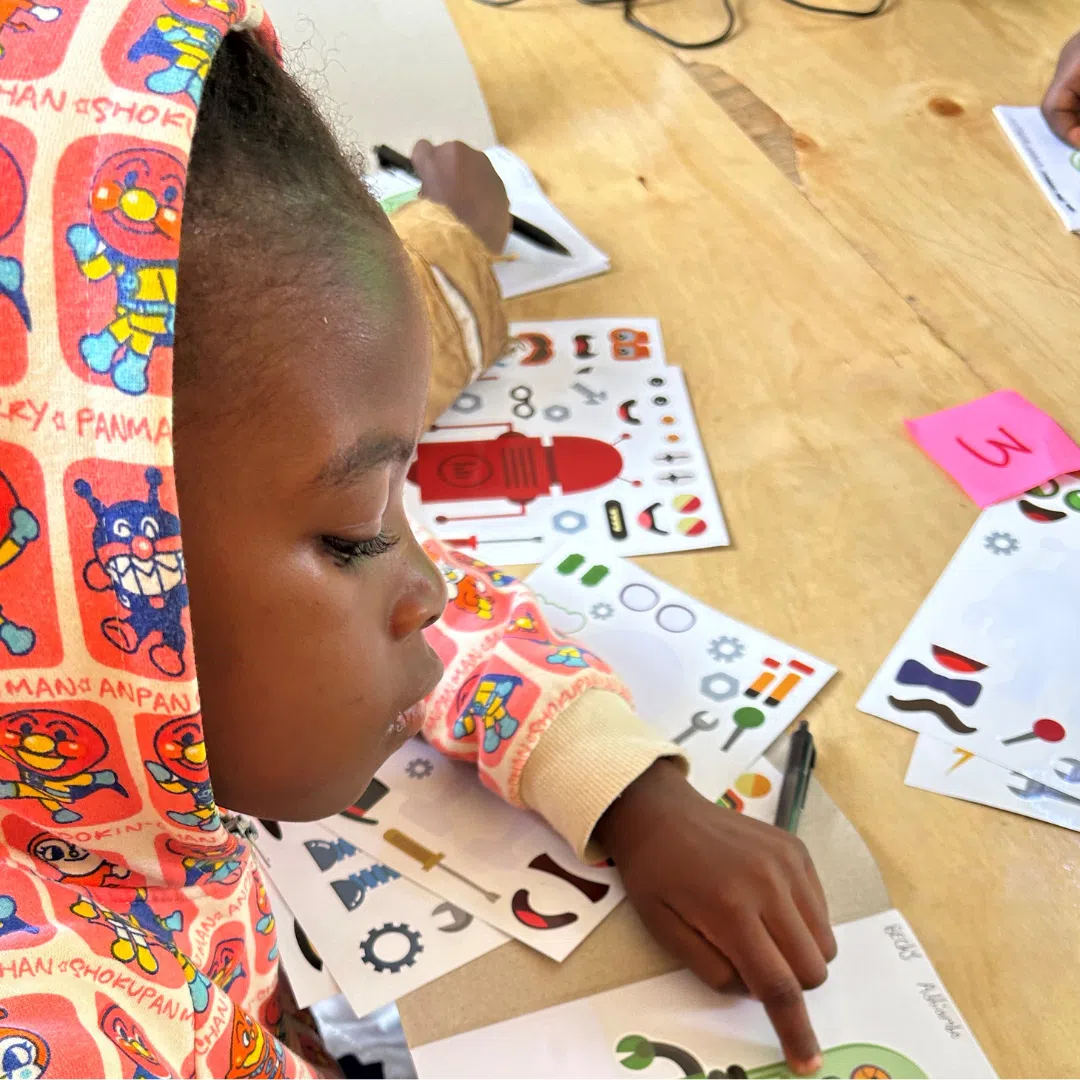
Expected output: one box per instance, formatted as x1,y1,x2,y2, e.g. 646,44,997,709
905,390,1080,507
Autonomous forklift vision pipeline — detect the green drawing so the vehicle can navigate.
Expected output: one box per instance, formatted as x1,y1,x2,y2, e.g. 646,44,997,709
616,1034,928,1079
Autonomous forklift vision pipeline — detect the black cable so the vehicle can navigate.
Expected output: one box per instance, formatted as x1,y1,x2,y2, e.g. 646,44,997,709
470,0,886,47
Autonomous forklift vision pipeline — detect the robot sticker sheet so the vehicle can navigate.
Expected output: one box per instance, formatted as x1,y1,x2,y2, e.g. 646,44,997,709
407,320,729,561
527,544,836,802
323,739,626,962
253,820,506,1019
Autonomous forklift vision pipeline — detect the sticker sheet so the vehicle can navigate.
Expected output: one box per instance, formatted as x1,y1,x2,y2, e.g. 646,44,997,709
412,909,996,1079
254,820,506,1017
410,365,728,560
905,735,1080,835
858,474,1080,798
526,544,835,801
259,870,341,1010
717,758,784,823
323,740,625,962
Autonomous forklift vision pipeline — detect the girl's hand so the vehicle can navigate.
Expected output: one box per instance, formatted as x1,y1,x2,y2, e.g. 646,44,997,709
594,759,837,1077
411,139,511,253
1043,31,1080,148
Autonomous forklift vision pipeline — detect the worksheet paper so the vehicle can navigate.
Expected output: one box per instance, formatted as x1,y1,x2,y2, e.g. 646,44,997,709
411,909,995,1079
367,148,611,298
905,734,1080,835
323,739,625,962
270,0,496,157
410,367,728,560
859,475,1080,798
260,872,341,1010
254,820,506,1017
995,105,1080,232
526,545,835,801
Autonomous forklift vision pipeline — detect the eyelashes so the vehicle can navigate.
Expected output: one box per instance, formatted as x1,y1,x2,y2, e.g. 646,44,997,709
322,531,399,567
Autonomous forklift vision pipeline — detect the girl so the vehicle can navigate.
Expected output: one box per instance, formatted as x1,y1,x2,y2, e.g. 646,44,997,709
0,3,832,1075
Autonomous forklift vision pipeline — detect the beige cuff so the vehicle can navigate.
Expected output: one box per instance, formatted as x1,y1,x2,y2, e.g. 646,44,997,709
519,690,688,862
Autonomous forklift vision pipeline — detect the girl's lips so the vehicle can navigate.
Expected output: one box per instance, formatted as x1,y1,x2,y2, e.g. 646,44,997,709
390,701,427,745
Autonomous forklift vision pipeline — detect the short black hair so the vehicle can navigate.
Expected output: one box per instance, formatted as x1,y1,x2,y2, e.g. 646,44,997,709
175,29,393,397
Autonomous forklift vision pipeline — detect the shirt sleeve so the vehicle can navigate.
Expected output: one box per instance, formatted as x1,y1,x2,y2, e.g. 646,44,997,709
390,198,510,428
418,535,687,859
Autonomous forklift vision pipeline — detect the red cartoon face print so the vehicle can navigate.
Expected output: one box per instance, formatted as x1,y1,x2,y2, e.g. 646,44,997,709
206,925,250,1000
0,118,35,385
0,996,103,1079
97,1000,173,1080
0,0,87,79
137,712,219,832
0,702,137,826
104,0,236,108
54,136,185,396
64,459,192,681
0,443,62,668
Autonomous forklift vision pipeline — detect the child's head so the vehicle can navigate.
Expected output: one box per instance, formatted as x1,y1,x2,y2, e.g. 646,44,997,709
173,31,446,822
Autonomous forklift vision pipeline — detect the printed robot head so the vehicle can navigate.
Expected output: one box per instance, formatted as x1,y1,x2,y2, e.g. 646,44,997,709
0,708,108,779
89,149,185,263
0,1007,49,1080
153,714,208,786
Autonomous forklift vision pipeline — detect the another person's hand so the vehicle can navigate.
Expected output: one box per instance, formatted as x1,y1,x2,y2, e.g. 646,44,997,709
411,139,511,253
1042,31,1080,148
594,759,836,1077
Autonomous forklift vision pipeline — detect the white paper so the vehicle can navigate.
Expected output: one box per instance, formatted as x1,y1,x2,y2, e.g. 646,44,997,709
369,151,611,299
994,105,1080,232
858,475,1080,798
413,909,995,1079
323,740,624,962
905,735,1080,834
259,871,341,1010
526,544,835,800
255,820,506,1017
271,0,496,157
410,365,728,559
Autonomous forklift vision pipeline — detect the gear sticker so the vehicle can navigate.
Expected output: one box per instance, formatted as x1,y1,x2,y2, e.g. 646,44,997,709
359,922,423,974
708,636,746,662
405,758,434,780
983,531,1019,556
590,602,615,620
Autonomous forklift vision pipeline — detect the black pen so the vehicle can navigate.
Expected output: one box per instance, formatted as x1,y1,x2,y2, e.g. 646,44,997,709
774,720,816,834
374,144,573,257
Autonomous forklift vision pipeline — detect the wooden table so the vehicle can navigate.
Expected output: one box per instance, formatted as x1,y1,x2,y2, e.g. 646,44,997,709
403,3,1080,1074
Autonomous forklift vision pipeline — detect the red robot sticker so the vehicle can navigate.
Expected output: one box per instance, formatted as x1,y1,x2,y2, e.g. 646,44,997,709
0,118,35,385
54,136,185,396
64,459,192,681
0,441,62,668
0,702,137,826
0,0,85,79
103,0,236,106
409,422,636,524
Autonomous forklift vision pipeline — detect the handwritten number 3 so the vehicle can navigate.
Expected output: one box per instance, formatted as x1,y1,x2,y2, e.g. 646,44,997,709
956,427,1032,468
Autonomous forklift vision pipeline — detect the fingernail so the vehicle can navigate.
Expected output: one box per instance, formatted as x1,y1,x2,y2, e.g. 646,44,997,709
795,1054,822,1075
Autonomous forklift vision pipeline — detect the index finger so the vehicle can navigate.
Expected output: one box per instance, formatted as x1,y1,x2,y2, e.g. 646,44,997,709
727,920,822,1076
1041,83,1080,148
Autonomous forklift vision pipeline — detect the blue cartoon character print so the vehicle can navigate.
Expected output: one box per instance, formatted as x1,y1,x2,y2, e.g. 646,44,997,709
71,888,211,1012
165,836,242,887
127,0,234,106
0,143,30,330
0,894,37,938
0,1005,49,1080
66,148,183,394
74,467,188,677
145,714,219,831
0,707,127,824
453,672,522,754
0,469,38,657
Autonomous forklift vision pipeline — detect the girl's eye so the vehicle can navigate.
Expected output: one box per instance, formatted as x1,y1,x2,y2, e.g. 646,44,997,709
322,531,399,568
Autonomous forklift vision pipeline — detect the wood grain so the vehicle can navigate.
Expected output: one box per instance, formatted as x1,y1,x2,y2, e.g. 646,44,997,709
399,3,1080,1073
